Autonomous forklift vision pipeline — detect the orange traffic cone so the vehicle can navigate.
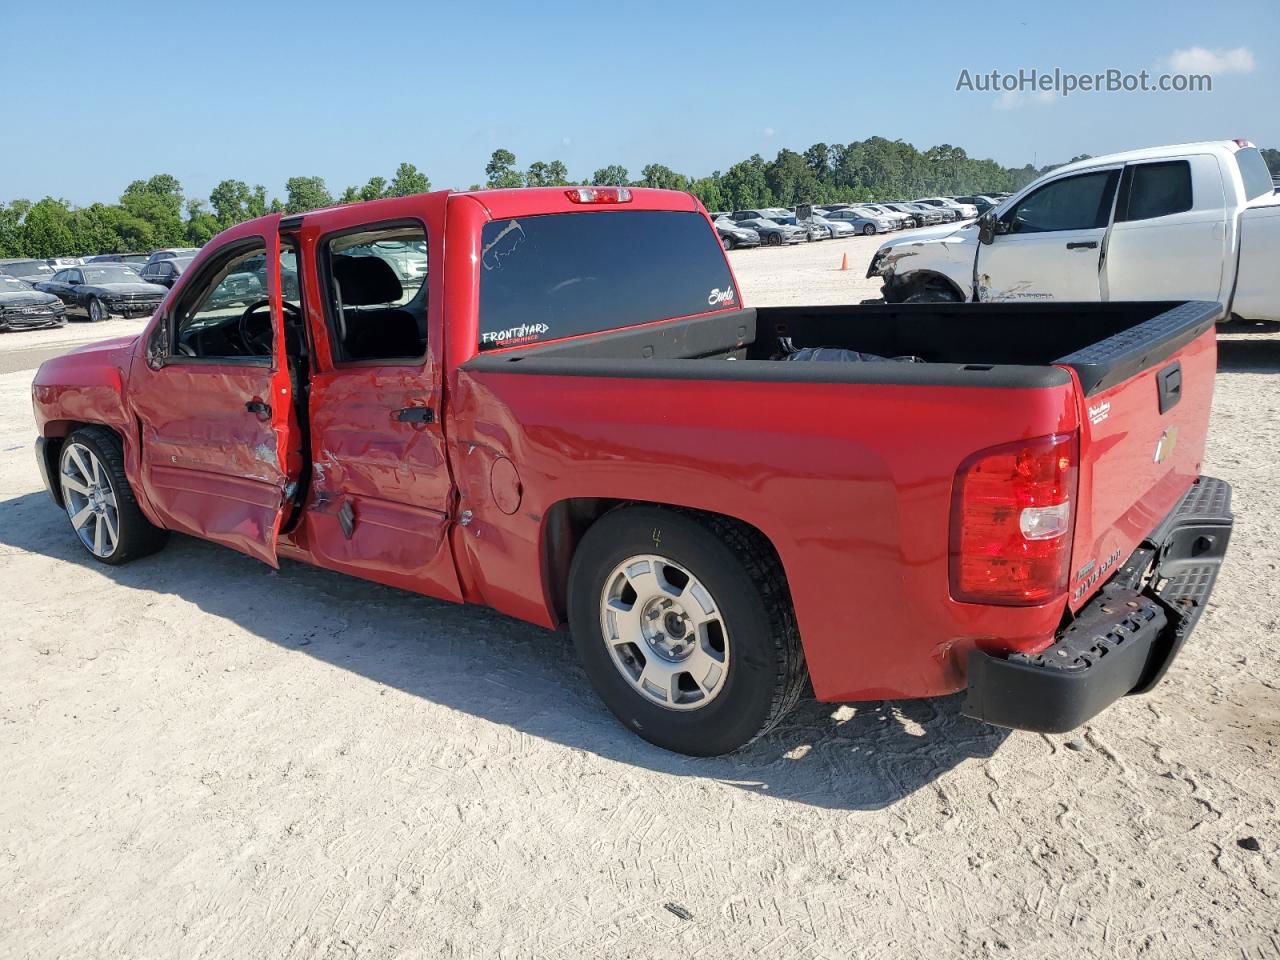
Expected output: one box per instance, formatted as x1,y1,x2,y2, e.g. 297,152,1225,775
840,252,849,271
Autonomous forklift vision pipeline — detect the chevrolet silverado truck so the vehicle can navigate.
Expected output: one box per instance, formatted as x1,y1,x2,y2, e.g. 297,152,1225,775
869,139,1279,325
31,186,1233,756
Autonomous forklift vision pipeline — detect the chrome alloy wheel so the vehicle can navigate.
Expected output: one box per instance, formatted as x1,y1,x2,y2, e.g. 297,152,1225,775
599,555,730,710
60,441,119,558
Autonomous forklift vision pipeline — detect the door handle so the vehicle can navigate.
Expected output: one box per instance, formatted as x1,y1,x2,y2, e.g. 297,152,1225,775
1066,241,1098,250
245,399,272,418
394,406,435,424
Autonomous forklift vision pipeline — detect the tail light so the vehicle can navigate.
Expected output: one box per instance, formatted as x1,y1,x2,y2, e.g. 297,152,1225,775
566,187,632,204
950,432,1078,606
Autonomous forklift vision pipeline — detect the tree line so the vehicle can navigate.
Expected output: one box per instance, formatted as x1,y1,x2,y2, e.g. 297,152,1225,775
4,142,1276,259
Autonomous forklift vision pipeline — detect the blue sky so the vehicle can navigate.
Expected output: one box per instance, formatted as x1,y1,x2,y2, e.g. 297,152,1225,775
1,0,1275,205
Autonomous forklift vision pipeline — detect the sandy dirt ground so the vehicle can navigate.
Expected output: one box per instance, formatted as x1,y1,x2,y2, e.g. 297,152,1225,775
1,236,1277,959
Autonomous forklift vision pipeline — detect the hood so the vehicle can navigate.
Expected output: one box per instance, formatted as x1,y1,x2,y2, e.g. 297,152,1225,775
879,220,977,246
0,290,61,308
90,281,168,295
65,334,140,357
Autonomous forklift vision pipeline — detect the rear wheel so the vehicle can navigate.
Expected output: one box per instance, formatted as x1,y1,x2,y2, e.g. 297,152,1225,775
766,233,782,246
58,426,168,565
722,234,735,251
568,506,807,756
862,223,876,236
87,297,108,323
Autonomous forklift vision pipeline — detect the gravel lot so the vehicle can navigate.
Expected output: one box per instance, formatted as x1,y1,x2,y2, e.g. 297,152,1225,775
1,236,1277,959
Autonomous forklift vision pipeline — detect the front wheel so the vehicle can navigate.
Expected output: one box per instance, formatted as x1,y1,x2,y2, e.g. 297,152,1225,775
568,507,807,755
58,426,168,565
862,223,876,236
87,297,108,323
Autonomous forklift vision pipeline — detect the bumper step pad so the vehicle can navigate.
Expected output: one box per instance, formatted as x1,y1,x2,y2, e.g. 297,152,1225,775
962,476,1234,733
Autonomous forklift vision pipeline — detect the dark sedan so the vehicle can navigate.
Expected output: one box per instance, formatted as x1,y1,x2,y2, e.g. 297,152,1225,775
712,217,762,250
85,252,150,266
0,275,66,330
35,265,167,322
0,258,57,284
138,255,193,288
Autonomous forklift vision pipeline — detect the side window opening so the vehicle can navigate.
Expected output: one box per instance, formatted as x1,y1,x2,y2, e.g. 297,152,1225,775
171,242,271,361
321,224,428,363
1116,160,1193,222
1003,170,1119,234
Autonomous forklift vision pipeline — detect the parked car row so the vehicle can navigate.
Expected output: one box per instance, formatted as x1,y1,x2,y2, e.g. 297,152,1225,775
0,248,206,330
706,193,1008,250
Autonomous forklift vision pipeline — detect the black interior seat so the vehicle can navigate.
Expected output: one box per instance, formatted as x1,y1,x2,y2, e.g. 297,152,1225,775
331,254,423,359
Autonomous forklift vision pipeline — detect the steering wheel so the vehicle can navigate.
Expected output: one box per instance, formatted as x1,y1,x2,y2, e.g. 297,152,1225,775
238,298,301,357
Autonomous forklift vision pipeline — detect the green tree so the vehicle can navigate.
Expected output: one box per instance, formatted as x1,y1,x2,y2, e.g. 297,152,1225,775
485,149,523,189
720,156,771,210
22,198,75,257
591,164,629,186
524,161,552,187
388,162,430,196
638,163,690,191
689,174,726,212
182,199,220,245
120,174,186,246
0,201,31,257
284,176,334,214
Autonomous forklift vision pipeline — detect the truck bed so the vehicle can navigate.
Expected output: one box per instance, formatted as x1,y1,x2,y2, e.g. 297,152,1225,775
468,300,1218,396
457,299,1219,703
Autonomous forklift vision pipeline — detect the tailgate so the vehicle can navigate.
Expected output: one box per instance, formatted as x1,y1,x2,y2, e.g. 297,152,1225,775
1058,302,1220,611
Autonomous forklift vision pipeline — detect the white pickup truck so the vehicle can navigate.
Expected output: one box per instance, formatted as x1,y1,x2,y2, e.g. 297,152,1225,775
868,139,1279,323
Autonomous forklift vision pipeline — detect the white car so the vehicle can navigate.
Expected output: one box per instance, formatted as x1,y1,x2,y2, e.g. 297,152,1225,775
916,197,979,220
823,207,896,235
867,139,1280,322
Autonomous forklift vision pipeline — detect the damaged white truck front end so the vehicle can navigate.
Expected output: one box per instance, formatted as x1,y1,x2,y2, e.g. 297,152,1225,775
866,222,979,303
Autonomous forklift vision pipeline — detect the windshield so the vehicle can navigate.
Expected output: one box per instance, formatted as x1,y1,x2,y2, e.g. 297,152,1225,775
0,276,32,292
0,260,52,276
82,266,143,284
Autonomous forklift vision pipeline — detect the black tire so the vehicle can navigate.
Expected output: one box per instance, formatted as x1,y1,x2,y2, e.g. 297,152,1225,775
59,426,168,565
722,234,735,251
87,297,108,323
902,286,962,304
766,232,782,246
568,506,807,756
862,223,876,236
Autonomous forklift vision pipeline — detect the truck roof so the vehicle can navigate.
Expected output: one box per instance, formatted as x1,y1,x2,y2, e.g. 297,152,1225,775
1050,139,1255,177
277,186,702,229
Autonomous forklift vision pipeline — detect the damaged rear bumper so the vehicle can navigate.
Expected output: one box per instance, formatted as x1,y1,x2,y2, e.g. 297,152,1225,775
962,475,1234,734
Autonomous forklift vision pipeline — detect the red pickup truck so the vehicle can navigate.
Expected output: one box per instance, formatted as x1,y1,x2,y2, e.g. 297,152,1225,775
31,186,1233,755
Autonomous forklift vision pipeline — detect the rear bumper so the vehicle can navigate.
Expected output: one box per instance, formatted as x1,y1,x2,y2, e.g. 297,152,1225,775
962,475,1234,733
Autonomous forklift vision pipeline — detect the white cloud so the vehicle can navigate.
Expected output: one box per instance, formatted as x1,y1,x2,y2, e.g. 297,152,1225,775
760,127,776,137
994,89,1055,110
1164,46,1255,74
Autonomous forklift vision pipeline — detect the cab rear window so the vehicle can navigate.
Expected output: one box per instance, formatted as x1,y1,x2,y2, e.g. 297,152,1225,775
477,211,735,350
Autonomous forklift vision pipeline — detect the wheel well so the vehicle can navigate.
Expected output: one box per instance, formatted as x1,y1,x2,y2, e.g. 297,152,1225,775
541,498,790,626
886,270,966,303
39,421,126,507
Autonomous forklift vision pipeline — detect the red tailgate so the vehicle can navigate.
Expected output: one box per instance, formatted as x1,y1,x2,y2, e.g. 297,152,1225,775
1064,304,1219,611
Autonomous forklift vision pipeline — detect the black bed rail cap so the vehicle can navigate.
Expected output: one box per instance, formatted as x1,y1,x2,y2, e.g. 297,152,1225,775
1056,300,1222,396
